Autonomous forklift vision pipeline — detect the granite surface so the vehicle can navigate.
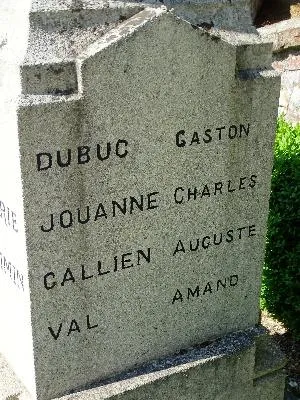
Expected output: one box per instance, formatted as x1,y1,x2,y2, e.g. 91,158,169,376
0,327,286,400
30,0,261,30
1,2,281,400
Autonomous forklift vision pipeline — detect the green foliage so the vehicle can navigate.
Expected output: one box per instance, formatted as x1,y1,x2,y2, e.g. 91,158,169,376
261,116,300,337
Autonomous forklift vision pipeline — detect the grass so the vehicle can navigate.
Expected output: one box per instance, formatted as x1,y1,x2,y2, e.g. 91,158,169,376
261,116,300,338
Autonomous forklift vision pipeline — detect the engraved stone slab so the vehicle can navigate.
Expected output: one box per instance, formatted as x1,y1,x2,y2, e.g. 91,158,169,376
0,0,37,394
0,3,280,400
0,327,287,400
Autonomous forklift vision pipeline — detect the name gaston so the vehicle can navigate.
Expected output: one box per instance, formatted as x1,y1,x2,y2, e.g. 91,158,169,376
35,123,250,171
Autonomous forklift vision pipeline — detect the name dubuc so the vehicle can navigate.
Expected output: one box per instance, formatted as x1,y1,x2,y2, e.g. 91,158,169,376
35,122,254,232
35,123,250,171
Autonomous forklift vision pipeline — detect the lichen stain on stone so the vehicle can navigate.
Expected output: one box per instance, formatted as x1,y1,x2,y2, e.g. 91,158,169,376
49,66,64,75
211,35,221,42
6,394,20,400
0,37,7,49
51,87,75,95
70,0,84,12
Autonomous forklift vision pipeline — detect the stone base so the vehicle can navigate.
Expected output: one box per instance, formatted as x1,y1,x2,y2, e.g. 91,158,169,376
0,327,286,400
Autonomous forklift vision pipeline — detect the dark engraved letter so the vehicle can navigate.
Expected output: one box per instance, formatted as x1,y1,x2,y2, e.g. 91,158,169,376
122,253,133,269
176,130,186,147
237,226,247,239
130,196,144,214
203,282,212,295
201,185,210,198
116,139,128,158
226,229,234,243
190,239,199,252
214,182,223,195
57,149,71,167
78,206,90,224
174,187,184,204
249,225,256,237
68,319,80,335
41,214,54,232
217,278,227,290
48,323,63,340
173,240,185,256
172,289,183,304
112,199,127,217
81,265,93,280
94,203,107,220
137,248,151,265
44,272,57,290
190,131,200,145
249,174,257,188
147,192,159,210
228,125,238,139
37,153,52,171
97,142,111,161
187,286,200,299
97,260,110,276
230,275,238,286
60,210,73,228
239,177,247,190
216,126,225,140
87,314,98,330
187,187,197,201
114,256,118,272
203,129,212,143
213,233,222,245
61,268,75,286
78,146,91,164
240,123,250,137
202,236,210,249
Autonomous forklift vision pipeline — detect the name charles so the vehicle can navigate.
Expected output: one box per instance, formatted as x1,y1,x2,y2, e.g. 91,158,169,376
39,173,258,232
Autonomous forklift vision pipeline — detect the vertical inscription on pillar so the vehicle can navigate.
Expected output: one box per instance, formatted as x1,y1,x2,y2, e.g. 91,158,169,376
0,251,24,290
0,199,18,233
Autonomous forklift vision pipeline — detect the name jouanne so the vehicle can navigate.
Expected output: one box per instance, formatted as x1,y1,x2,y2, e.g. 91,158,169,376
40,174,257,232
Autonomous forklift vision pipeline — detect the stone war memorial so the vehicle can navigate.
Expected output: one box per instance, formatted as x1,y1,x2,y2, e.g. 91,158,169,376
0,1,287,400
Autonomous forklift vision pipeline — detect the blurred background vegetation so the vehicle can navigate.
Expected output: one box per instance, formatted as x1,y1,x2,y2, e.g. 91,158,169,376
261,116,300,338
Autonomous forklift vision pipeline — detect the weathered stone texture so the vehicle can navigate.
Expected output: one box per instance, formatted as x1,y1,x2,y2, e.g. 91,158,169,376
0,2,283,400
0,328,286,400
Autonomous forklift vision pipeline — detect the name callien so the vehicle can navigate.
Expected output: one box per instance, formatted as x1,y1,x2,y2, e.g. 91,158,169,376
43,247,151,291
